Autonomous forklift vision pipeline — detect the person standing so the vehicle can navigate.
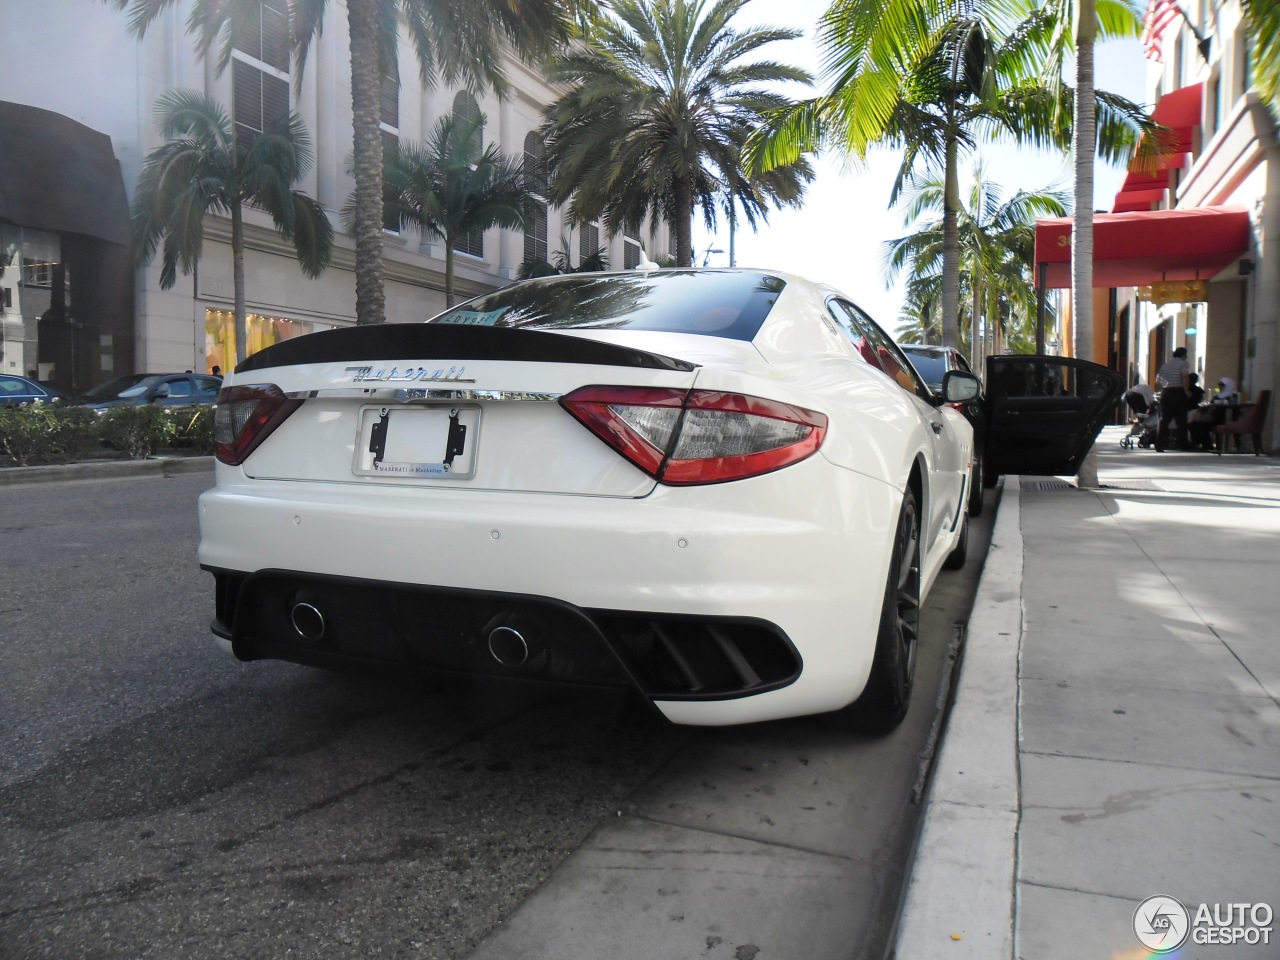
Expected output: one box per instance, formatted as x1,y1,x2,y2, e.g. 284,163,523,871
1154,346,1191,452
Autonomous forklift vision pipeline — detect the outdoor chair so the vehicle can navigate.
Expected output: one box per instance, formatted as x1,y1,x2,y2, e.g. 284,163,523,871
1214,390,1270,456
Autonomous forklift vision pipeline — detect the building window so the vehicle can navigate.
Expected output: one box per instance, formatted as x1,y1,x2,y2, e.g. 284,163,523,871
380,74,399,130
21,258,54,288
523,132,548,265
205,308,330,372
623,225,642,269
452,92,484,259
579,219,601,268
232,0,290,146
382,131,401,233
381,72,400,233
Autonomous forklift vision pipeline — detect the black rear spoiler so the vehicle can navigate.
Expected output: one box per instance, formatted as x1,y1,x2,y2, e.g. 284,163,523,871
235,323,697,374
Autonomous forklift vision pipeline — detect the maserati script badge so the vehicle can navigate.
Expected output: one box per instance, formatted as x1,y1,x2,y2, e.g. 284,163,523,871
345,365,475,384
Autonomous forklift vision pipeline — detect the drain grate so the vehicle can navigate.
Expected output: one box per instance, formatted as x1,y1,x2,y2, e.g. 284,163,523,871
1021,479,1073,492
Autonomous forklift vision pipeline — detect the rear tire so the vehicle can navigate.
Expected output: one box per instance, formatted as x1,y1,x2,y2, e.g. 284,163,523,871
844,488,921,733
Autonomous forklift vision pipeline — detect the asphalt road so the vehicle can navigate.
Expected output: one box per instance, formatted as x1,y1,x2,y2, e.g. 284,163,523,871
0,471,994,960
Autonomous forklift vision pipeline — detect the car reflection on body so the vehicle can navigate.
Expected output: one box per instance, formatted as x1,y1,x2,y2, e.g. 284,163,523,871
197,268,1111,730
73,373,223,412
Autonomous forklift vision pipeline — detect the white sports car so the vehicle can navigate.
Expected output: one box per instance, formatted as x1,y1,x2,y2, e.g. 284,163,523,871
198,268,1116,730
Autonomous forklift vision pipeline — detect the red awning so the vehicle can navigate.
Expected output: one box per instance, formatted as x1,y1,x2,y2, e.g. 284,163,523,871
1110,83,1202,213
1033,206,1251,288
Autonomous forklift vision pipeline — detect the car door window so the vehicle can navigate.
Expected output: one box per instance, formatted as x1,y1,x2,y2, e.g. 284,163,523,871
843,303,929,400
985,356,1125,477
166,379,193,398
0,377,25,398
826,300,883,371
196,377,221,396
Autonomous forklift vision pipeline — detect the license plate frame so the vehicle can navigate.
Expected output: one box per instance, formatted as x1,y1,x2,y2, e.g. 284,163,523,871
352,404,480,479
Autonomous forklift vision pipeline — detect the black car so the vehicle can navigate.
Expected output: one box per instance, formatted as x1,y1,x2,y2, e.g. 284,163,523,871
74,373,222,411
0,374,63,407
901,345,988,515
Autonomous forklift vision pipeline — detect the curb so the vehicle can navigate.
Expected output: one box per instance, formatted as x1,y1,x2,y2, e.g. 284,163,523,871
893,477,1023,959
0,456,215,486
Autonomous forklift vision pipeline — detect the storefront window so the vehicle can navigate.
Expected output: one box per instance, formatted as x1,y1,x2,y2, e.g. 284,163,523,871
205,308,329,374
0,225,64,382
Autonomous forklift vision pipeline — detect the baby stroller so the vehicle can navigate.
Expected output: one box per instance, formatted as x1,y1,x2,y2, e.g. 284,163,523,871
1121,390,1159,449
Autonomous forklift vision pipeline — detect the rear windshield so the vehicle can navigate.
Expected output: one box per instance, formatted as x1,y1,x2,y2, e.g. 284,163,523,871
903,352,946,389
428,270,785,341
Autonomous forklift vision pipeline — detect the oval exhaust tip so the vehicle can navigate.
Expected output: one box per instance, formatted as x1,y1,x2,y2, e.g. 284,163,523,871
487,625,530,667
290,602,326,643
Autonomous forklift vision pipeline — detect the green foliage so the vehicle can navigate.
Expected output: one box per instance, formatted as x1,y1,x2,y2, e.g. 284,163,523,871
1,402,221,467
98,406,180,459
541,0,815,267
174,405,217,455
0,404,99,467
376,112,533,305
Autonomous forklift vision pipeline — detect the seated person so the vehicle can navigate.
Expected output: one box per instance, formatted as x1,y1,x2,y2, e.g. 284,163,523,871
1188,372,1205,407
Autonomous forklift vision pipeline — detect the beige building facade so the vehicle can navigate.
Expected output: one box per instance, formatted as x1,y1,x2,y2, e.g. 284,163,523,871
1122,0,1277,448
1,1,671,391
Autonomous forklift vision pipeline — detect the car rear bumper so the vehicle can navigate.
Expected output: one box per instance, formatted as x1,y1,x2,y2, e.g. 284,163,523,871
197,460,900,724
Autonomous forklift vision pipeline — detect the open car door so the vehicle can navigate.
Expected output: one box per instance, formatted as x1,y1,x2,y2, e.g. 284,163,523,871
984,356,1125,478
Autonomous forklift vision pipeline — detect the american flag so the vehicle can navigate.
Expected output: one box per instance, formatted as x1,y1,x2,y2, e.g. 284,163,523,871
1141,0,1182,61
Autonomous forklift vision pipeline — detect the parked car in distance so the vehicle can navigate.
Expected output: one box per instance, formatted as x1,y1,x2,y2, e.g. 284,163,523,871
901,344,988,515
72,373,222,411
198,268,1114,732
0,374,63,407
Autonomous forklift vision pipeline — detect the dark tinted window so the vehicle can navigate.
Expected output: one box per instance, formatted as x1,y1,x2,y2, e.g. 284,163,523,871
827,300,882,370
430,271,786,341
842,304,927,398
902,350,947,389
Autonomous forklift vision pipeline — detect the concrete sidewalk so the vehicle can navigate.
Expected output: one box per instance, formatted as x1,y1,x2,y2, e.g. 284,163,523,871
896,426,1280,959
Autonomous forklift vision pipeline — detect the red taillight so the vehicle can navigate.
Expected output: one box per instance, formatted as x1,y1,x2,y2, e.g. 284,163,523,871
213,384,302,465
560,386,827,485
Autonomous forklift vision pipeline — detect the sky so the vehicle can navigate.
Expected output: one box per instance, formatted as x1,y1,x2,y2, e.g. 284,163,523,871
691,0,1154,330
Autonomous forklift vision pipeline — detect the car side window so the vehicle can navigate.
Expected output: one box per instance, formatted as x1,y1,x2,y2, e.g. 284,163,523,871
826,300,884,371
844,303,929,400
166,379,193,398
196,377,221,395
0,376,24,397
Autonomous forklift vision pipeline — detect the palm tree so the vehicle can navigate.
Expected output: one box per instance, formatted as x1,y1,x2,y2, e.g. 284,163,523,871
885,160,1068,359
518,236,611,279
1032,0,1143,486
749,0,1152,351
131,89,333,365
106,0,574,325
540,0,815,267
379,113,532,306
1242,0,1280,106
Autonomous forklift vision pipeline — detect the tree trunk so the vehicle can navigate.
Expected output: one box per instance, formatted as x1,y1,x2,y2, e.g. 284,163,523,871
1073,0,1099,487
348,0,387,325
970,271,982,375
231,201,248,365
941,131,961,350
674,176,693,267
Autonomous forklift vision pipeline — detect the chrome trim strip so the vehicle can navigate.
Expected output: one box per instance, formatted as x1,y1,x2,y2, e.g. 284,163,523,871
284,387,562,403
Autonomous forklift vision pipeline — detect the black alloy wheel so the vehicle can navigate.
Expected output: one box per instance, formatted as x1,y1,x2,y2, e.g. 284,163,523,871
844,488,921,732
